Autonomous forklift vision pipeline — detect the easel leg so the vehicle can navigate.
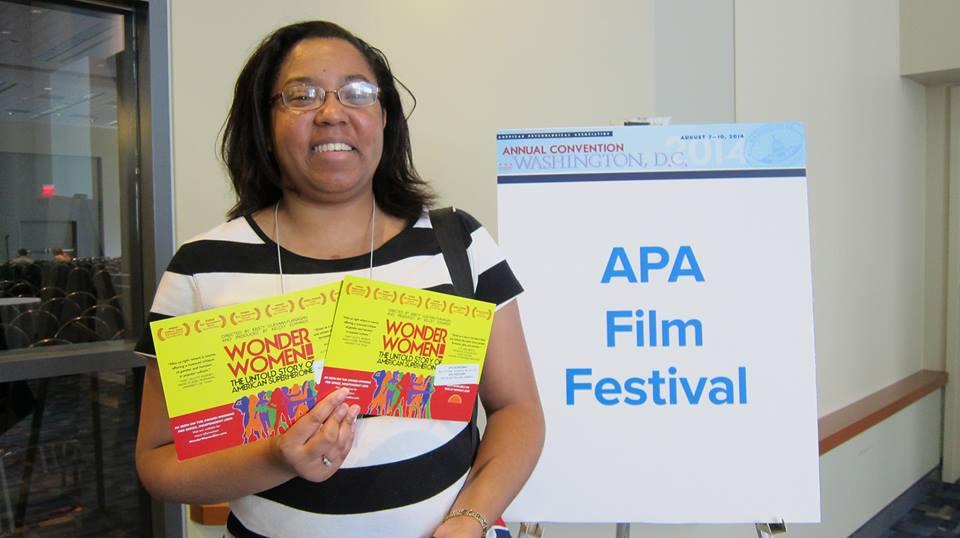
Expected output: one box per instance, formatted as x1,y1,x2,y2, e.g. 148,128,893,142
518,522,544,537
755,522,787,537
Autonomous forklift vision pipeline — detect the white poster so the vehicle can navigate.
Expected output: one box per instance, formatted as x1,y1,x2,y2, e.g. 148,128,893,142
497,123,820,523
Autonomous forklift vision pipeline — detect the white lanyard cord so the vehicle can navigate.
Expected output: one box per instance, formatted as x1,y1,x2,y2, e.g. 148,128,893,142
274,200,377,294
274,201,285,294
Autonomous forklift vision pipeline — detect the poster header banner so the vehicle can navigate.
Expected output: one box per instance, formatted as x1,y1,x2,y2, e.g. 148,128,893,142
497,122,805,179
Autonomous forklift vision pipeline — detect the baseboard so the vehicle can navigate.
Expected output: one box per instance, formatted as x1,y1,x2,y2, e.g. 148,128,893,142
849,467,940,537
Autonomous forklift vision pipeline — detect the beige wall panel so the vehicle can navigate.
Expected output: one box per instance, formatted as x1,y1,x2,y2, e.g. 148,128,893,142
736,0,927,415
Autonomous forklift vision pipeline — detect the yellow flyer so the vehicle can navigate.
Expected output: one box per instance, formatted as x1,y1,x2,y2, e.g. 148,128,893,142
317,276,495,422
151,282,340,459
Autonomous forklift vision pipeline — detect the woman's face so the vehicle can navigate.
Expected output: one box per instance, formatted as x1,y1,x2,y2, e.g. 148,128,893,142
270,38,386,204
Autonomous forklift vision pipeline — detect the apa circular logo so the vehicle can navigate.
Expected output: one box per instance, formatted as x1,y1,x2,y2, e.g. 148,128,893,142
745,124,804,166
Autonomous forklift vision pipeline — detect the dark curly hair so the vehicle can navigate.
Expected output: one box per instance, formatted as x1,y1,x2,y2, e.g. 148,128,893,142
220,21,433,220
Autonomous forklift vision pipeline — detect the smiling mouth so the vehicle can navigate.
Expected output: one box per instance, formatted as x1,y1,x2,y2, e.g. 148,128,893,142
312,142,354,153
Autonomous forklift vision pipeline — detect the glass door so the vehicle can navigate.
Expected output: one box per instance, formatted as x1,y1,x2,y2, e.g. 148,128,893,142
0,0,153,535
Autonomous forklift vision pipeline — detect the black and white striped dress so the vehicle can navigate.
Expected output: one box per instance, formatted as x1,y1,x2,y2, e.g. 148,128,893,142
135,209,522,538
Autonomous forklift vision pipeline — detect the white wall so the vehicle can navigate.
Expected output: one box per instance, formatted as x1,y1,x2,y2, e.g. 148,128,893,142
900,0,960,79
942,86,960,481
654,0,735,123
735,0,927,416
923,85,950,373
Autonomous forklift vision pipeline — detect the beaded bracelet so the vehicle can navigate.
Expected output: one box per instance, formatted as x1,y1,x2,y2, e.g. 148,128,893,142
443,508,490,536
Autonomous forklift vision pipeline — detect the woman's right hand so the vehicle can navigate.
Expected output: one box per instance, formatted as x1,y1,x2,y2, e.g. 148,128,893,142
271,387,362,482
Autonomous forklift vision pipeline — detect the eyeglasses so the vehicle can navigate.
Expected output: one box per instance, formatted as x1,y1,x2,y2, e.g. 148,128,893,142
271,80,380,110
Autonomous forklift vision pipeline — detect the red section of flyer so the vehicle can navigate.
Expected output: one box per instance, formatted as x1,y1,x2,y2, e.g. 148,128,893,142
169,403,244,460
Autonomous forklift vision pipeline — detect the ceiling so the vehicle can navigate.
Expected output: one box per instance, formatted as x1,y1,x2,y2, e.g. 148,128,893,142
0,1,124,129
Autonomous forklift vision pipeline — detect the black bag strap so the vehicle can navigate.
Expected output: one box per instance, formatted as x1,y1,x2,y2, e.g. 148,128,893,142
429,207,482,439
429,206,474,299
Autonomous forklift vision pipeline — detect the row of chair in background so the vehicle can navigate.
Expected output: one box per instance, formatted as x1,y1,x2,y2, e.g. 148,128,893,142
1,282,121,312
1,301,125,344
0,259,120,301
0,259,127,351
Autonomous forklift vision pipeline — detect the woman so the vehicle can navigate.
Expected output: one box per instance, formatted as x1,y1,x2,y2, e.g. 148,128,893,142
135,21,544,538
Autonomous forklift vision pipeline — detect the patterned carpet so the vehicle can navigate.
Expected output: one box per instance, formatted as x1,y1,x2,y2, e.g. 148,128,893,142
0,370,149,537
883,482,960,537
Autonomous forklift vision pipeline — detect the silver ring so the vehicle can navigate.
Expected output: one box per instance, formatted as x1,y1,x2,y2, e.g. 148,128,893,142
321,455,333,467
